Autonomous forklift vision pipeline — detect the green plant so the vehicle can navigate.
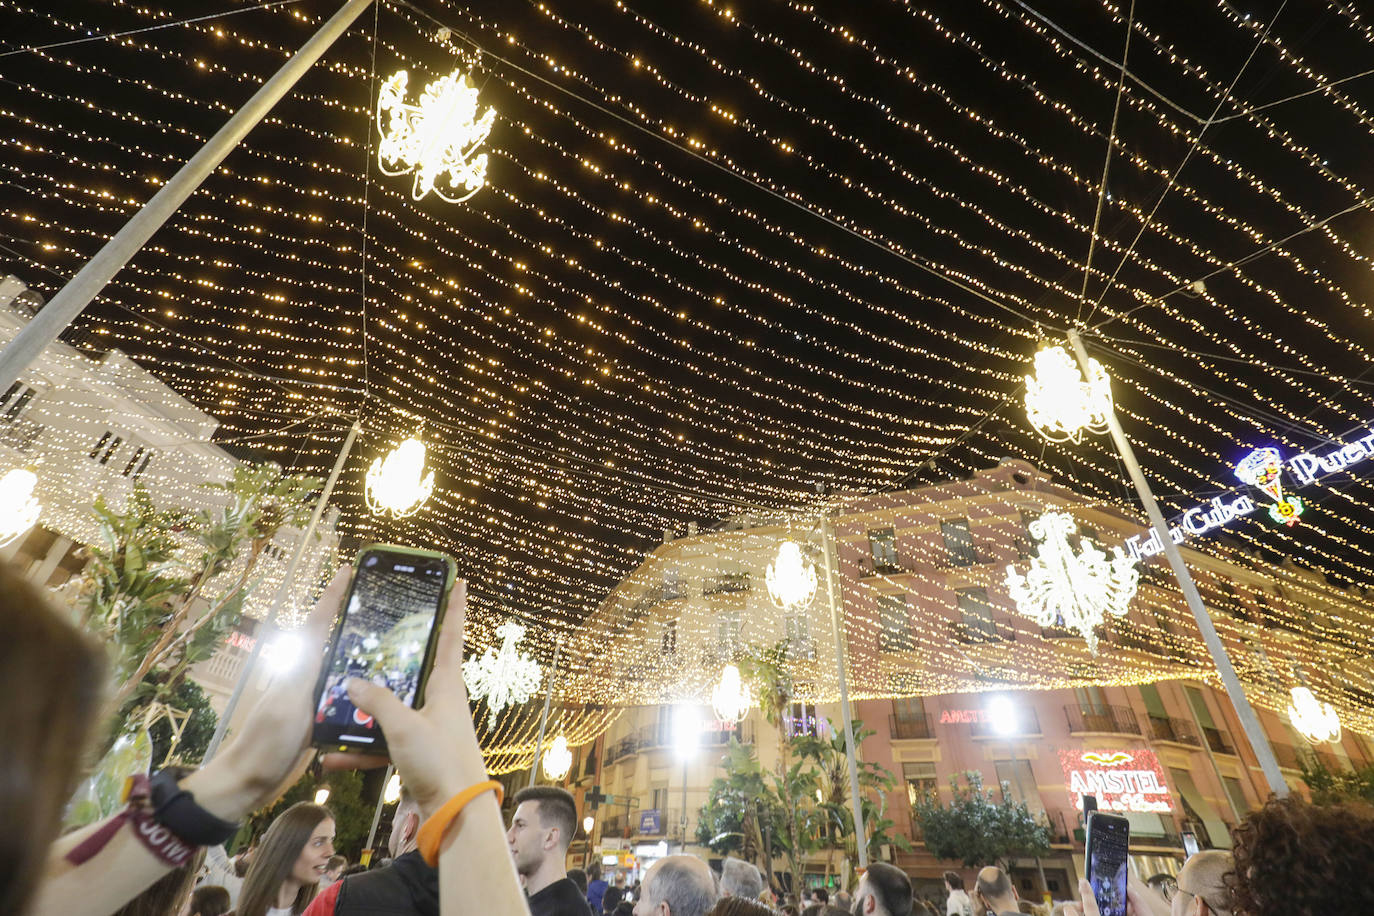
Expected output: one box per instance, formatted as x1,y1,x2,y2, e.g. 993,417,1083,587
696,739,786,884
1300,753,1374,806
911,771,1050,868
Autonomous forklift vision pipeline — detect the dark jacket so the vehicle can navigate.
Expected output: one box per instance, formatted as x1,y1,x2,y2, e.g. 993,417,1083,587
305,850,438,916
527,876,595,916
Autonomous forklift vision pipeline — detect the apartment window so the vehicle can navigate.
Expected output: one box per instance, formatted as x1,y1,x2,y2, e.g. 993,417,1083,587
661,619,677,654
0,382,35,422
1222,776,1252,814
785,702,821,738
903,761,937,806
716,609,741,651
893,696,926,720
1138,683,1168,718
784,612,814,657
868,527,899,571
878,593,915,651
941,518,977,566
1074,685,1109,714
956,587,998,638
651,787,669,811
993,759,1044,817
1017,509,1039,558
121,446,146,478
89,431,122,464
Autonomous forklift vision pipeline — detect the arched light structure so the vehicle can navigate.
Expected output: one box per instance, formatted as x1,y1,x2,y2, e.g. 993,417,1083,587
1024,345,1112,444
377,67,495,204
1288,686,1341,744
0,467,41,546
766,540,817,610
710,664,752,723
542,733,572,781
365,436,435,518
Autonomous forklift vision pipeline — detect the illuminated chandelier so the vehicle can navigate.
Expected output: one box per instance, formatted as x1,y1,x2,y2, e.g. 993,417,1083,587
1287,686,1341,744
376,66,495,203
710,664,753,723
1005,511,1138,654
0,467,40,546
1024,345,1112,444
766,540,817,610
542,733,572,781
462,620,542,726
365,436,435,518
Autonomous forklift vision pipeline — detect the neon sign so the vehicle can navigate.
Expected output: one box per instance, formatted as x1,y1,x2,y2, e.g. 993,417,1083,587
939,709,989,724
1235,448,1303,526
1059,748,1173,814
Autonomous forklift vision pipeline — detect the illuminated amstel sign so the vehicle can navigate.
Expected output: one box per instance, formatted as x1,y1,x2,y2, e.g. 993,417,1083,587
1059,749,1174,814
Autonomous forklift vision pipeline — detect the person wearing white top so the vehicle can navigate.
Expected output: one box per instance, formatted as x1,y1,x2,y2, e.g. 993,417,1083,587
944,871,973,916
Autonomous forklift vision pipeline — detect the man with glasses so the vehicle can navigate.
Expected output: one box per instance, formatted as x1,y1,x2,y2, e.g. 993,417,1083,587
1165,851,1233,916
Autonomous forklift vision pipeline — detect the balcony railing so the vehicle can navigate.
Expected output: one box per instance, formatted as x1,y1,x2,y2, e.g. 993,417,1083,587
1202,726,1237,755
703,573,751,595
857,556,909,577
889,713,936,740
1065,704,1141,736
969,707,1041,738
1146,715,1201,746
948,619,1016,645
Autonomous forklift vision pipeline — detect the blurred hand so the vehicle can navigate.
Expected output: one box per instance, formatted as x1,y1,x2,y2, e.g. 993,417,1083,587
323,580,487,818
1067,879,1160,916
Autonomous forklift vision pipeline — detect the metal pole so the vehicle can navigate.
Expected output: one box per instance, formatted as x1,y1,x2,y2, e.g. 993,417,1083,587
1007,743,1048,899
364,763,396,858
203,419,362,762
1066,329,1288,796
818,517,868,869
528,640,562,787
0,0,375,395
680,756,689,853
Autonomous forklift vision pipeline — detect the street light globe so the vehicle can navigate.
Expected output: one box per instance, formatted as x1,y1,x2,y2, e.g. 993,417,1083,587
543,733,573,781
264,632,302,674
1288,686,1341,744
583,815,595,834
987,695,1017,736
383,773,403,805
766,540,817,610
0,467,40,547
673,704,701,760
711,664,752,723
314,787,331,805
1024,345,1112,443
365,436,435,518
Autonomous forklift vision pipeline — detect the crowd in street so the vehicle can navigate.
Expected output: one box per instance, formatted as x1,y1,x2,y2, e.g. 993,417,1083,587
6,558,1374,916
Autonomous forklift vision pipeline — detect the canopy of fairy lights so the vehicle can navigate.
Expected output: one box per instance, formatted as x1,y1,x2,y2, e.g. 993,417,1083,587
5,0,1374,766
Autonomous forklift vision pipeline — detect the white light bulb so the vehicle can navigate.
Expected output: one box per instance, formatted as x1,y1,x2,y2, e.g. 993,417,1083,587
766,540,817,610
366,436,435,518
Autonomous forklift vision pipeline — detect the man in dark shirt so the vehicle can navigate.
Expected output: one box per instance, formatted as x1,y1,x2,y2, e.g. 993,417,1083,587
508,786,594,916
302,787,435,916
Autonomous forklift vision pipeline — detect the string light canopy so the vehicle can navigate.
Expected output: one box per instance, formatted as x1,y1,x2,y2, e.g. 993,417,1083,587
710,663,752,723
365,435,435,518
1288,685,1341,744
462,620,542,726
0,467,41,547
1005,511,1139,655
377,66,495,204
541,732,572,780
1024,345,1112,445
766,540,817,611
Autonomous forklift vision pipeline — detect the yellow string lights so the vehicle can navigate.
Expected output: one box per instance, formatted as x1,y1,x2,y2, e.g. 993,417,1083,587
1,0,1374,771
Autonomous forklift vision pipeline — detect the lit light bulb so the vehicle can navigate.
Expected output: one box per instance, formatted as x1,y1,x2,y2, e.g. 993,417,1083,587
673,704,701,760
0,467,41,547
583,815,594,834
1288,686,1341,744
383,773,402,805
264,633,302,674
986,695,1017,736
1024,345,1112,443
365,436,435,518
377,67,495,203
543,733,573,781
711,664,752,723
314,787,331,805
766,540,817,610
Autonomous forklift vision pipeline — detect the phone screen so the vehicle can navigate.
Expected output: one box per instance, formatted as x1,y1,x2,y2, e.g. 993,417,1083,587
312,547,452,753
1086,812,1130,916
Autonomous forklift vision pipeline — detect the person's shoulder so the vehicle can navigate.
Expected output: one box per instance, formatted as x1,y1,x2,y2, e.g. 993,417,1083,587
302,878,343,916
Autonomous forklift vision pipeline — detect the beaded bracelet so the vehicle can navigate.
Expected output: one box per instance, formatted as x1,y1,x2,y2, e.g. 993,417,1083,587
416,780,504,866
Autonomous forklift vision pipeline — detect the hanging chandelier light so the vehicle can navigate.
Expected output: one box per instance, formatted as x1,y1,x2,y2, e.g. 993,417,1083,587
542,733,573,781
462,620,542,726
376,66,495,204
711,664,753,723
1024,345,1113,444
1288,686,1341,744
0,467,40,546
365,435,435,518
766,540,817,610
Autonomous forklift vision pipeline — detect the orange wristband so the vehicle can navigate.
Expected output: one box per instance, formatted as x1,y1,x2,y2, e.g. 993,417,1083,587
416,780,504,866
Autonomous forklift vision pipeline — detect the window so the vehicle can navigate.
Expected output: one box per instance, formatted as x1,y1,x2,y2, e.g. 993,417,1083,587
941,518,977,566
956,587,998,638
993,759,1044,817
868,527,899,571
1222,776,1251,814
89,431,122,464
784,612,814,658
893,696,926,720
1075,686,1109,714
878,593,915,651
121,446,146,478
0,383,35,422
89,431,111,460
661,620,677,654
651,787,669,811
1138,683,1168,718
785,702,821,737
903,761,937,806
1017,509,1039,558
716,609,741,651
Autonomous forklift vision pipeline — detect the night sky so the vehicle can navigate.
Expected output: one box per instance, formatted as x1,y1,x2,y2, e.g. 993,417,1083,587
4,0,1374,667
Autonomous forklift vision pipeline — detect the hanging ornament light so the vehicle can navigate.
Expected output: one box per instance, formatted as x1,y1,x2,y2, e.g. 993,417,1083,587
1287,686,1341,744
376,66,496,204
365,435,435,518
711,664,753,723
766,540,817,610
1024,345,1113,443
0,467,41,547
1234,447,1305,526
462,620,542,726
542,733,573,781
1005,512,1138,654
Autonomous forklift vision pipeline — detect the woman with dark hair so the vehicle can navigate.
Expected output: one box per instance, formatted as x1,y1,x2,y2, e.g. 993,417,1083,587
186,885,233,916
944,871,972,916
233,803,335,916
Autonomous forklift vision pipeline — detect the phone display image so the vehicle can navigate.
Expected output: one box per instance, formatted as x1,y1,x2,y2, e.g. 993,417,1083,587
1086,812,1130,916
313,547,453,753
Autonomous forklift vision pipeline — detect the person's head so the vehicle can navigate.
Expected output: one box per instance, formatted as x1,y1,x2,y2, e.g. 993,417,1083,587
0,560,106,916
834,891,852,910
814,888,830,904
590,862,604,882
616,872,628,887
852,863,913,916
570,868,590,895
705,897,774,916
1229,794,1374,916
508,786,578,878
604,886,625,913
187,885,232,916
972,867,1016,916
634,855,718,916
1168,851,1232,916
237,802,336,916
233,847,255,879
324,855,347,881
781,906,800,916
944,872,965,893
388,785,422,858
616,904,636,916
720,858,764,899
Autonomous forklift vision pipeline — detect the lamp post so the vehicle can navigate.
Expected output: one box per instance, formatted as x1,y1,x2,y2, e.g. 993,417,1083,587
673,703,700,852
1033,330,1287,796
987,696,1048,901
583,814,595,869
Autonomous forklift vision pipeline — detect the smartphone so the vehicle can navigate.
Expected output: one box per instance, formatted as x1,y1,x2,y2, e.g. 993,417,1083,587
1084,811,1130,916
1181,827,1199,859
312,544,455,754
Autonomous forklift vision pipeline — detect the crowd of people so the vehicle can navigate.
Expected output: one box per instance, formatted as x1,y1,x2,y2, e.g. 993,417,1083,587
6,557,1374,916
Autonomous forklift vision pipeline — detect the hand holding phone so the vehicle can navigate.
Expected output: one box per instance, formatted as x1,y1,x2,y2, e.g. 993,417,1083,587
1084,811,1130,916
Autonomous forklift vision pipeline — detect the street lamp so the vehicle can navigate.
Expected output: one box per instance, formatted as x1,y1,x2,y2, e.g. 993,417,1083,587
582,814,596,869
314,787,331,805
1024,330,1288,796
0,467,40,546
673,704,700,851
383,772,402,805
543,734,573,781
983,696,1048,899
